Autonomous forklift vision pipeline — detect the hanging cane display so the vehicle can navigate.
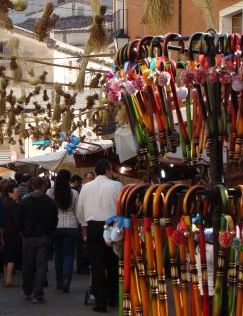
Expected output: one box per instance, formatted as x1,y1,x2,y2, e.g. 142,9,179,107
103,30,243,316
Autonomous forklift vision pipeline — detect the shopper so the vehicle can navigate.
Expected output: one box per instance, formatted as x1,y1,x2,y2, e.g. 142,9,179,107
47,169,79,293
70,175,82,193
77,159,123,313
18,174,32,201
19,177,58,303
2,183,21,287
83,172,95,183
76,171,94,274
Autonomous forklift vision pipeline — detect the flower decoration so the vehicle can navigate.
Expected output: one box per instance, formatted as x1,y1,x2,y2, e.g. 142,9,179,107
123,80,136,95
218,231,234,249
177,86,188,101
219,70,232,85
232,75,243,92
172,229,188,246
158,71,171,86
180,69,194,87
207,67,218,83
194,68,206,85
132,76,144,90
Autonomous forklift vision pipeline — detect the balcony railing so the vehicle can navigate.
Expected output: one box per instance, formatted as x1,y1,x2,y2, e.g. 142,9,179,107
105,9,128,42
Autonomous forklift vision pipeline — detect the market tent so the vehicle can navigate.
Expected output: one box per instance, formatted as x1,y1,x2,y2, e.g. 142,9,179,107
0,167,15,178
16,151,74,172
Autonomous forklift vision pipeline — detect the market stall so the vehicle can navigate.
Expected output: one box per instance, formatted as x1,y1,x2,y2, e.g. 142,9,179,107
101,31,243,316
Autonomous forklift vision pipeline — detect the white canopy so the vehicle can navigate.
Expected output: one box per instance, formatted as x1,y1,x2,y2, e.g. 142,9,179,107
16,151,75,172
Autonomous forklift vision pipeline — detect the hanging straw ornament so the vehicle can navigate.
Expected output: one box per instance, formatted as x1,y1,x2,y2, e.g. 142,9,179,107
141,0,173,27
89,73,102,88
74,1,103,91
61,108,73,135
0,77,8,117
0,0,13,29
19,112,26,139
88,5,108,52
16,88,26,104
7,38,23,82
192,0,216,29
6,105,16,137
34,2,59,41
10,0,28,11
43,89,49,101
27,67,46,85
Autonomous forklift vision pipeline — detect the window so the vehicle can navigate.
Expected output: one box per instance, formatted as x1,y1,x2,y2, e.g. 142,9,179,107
0,43,4,54
220,2,243,33
0,43,10,55
232,12,242,33
76,7,84,16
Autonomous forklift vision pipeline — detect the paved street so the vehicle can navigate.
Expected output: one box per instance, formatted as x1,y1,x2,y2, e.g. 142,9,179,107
0,262,118,316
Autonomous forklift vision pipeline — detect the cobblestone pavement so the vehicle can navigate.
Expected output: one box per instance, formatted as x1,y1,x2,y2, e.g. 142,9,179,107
0,262,118,316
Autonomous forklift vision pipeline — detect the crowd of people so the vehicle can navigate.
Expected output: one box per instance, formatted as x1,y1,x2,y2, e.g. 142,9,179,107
0,159,123,313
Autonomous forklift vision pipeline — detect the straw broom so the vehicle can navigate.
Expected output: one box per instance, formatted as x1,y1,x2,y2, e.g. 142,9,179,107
141,0,173,26
74,0,108,90
192,0,216,28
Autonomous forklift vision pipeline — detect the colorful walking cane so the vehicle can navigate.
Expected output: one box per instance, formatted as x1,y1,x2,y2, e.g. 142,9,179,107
153,184,171,316
143,184,160,316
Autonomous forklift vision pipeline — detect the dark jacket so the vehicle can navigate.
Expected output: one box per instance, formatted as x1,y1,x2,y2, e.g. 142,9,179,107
3,197,21,244
0,196,4,230
19,192,58,238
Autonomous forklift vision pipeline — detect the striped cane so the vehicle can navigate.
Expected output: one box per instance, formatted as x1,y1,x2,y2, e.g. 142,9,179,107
143,184,160,316
153,184,172,316
164,183,188,316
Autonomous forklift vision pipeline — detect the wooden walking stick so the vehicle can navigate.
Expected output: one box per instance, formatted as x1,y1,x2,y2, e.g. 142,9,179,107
164,183,188,316
163,33,191,161
235,185,243,316
153,183,172,316
183,185,207,316
213,185,230,316
125,184,150,316
143,184,160,316
117,184,136,316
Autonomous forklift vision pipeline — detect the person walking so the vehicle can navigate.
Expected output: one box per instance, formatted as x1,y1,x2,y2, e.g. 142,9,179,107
19,177,58,303
47,169,79,293
77,159,123,313
18,174,32,201
2,183,21,287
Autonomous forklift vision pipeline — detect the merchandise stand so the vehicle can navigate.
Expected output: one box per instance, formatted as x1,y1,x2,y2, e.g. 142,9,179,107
103,31,243,316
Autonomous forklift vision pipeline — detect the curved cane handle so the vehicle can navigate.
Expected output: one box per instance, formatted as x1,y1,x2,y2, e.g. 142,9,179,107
149,36,164,58
164,184,188,218
126,39,140,64
117,184,136,216
182,184,207,215
188,32,204,61
136,35,154,62
143,184,159,217
163,33,181,59
153,183,172,219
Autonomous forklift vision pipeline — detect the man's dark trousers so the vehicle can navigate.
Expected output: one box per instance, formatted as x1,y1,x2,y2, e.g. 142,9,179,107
22,236,48,298
87,221,118,310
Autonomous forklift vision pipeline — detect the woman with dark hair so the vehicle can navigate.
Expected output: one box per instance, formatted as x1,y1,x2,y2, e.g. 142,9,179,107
2,183,21,287
47,169,79,293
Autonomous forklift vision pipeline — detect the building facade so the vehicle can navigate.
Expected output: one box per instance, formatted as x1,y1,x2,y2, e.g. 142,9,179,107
124,0,243,39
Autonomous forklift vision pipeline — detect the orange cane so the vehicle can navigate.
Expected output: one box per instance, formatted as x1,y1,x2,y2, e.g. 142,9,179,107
235,185,243,316
164,184,188,316
183,185,206,316
126,184,150,316
143,184,160,316
153,183,172,316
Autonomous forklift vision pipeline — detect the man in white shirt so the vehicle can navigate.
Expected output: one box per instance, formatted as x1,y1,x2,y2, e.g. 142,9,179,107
77,159,123,313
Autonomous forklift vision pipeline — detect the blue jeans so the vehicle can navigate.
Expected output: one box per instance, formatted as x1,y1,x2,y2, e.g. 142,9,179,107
54,228,79,284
